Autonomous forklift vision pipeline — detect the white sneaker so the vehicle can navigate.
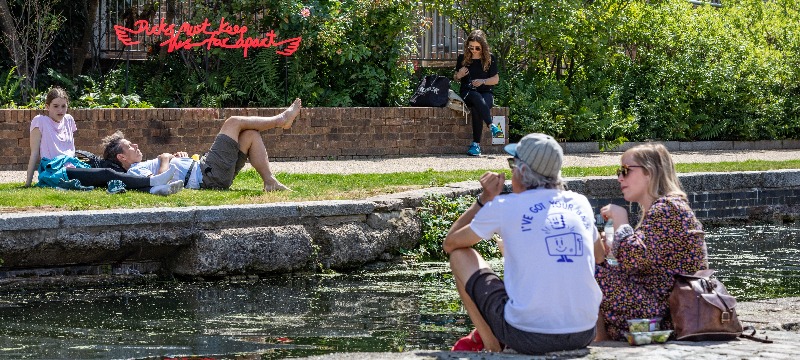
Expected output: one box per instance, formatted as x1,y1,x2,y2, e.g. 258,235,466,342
150,180,184,195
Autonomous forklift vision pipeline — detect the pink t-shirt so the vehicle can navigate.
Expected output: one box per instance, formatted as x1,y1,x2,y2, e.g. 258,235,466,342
30,114,77,159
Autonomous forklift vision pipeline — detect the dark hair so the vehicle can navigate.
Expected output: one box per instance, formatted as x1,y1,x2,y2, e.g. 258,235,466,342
45,87,69,106
461,29,491,72
101,131,126,166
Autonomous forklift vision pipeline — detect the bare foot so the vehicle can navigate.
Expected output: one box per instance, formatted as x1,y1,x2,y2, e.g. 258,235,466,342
281,98,302,129
264,176,292,192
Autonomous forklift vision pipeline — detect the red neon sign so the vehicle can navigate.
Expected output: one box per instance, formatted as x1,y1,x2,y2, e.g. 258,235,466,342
114,18,302,57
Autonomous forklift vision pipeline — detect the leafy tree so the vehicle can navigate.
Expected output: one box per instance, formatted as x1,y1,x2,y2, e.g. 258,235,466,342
0,0,64,102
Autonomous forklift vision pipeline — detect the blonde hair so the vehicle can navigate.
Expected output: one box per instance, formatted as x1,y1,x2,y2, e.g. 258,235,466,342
461,29,491,72
624,143,686,202
45,87,69,106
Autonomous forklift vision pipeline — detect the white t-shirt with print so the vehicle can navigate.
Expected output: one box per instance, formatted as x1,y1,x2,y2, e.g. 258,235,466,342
128,157,202,189
470,188,602,334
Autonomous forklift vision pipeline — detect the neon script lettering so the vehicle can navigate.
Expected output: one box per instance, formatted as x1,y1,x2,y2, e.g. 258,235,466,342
114,18,302,57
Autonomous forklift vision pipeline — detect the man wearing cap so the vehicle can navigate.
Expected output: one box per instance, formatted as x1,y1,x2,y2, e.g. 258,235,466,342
444,133,602,354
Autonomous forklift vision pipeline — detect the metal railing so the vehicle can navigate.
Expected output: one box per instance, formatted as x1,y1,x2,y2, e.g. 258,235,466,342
411,9,466,62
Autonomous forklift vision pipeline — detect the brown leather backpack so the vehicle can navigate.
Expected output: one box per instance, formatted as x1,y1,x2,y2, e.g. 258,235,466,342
668,269,744,341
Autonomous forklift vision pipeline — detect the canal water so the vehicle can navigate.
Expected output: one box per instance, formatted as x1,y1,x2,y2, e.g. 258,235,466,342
0,224,798,359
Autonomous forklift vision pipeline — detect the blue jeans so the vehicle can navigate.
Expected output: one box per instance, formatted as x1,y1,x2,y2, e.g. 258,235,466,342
463,91,494,143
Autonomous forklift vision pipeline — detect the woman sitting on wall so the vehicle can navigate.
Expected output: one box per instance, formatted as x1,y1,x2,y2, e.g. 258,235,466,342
453,29,503,156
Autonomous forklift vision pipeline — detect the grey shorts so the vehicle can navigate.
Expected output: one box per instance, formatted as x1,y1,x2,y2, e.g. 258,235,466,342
198,134,247,190
465,268,596,355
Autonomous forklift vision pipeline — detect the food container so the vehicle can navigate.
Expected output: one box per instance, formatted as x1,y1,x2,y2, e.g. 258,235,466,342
626,319,651,333
626,317,662,332
624,330,673,346
648,317,662,331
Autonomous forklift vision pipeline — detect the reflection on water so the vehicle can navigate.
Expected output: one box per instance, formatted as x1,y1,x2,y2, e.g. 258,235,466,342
706,224,800,301
0,224,798,359
0,263,469,359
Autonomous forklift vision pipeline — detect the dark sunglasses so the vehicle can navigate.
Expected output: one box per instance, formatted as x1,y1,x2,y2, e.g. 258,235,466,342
468,46,482,51
616,164,645,177
507,157,516,169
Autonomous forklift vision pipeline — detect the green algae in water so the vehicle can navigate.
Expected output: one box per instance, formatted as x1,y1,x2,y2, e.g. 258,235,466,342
0,225,797,359
706,224,800,301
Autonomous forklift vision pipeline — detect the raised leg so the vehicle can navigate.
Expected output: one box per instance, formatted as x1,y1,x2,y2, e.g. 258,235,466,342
449,247,503,352
238,130,290,192
218,98,302,141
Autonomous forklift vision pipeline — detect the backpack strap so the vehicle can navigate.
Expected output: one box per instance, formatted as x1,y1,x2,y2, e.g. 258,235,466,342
739,325,773,343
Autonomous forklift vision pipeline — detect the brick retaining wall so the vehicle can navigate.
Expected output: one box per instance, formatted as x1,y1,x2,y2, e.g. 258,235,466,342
0,107,509,170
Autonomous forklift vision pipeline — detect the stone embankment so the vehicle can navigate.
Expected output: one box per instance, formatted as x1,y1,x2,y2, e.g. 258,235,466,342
2,170,800,284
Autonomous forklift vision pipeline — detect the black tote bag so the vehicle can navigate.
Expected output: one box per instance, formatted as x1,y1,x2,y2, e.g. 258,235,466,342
409,74,450,107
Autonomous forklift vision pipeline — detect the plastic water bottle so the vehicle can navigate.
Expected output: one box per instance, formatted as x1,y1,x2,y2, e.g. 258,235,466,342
604,219,618,265
604,219,614,246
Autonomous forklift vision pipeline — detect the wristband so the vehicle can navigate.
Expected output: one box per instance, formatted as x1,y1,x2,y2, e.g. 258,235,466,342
615,224,634,240
476,196,485,207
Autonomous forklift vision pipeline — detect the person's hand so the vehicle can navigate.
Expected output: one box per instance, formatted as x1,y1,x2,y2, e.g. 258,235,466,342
471,79,485,87
600,204,629,226
173,151,188,158
478,171,505,203
456,67,469,80
157,152,174,163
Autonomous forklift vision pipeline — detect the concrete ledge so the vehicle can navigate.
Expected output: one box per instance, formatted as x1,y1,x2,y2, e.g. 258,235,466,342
1,170,799,282
564,140,800,153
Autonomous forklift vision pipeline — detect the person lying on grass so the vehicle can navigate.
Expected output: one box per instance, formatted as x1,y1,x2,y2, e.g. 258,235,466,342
102,99,301,191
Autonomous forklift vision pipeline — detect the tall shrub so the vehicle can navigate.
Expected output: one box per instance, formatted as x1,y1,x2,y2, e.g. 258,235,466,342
131,0,424,107
619,0,800,141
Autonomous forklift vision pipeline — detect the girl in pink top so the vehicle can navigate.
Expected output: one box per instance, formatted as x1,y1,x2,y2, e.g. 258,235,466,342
25,87,76,186
24,87,181,195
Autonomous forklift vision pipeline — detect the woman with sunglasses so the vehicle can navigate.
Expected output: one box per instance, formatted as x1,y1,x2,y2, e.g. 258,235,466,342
593,143,708,341
454,29,502,156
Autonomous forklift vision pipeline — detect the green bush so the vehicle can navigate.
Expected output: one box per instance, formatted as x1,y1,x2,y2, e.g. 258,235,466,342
123,0,424,107
0,67,21,107
412,194,501,261
427,0,800,143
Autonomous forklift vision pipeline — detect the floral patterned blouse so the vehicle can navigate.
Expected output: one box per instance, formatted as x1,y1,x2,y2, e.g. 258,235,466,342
595,195,708,340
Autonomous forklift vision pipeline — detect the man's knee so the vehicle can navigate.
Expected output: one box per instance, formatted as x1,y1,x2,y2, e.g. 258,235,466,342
449,248,484,276
220,116,243,132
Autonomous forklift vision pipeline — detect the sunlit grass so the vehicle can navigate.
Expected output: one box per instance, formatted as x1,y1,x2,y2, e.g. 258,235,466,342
1,159,798,212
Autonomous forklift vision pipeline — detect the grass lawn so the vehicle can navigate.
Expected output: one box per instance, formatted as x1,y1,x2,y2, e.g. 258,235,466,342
1,159,799,213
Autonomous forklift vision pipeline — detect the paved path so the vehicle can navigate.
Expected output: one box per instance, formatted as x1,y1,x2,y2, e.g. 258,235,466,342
295,298,800,359
3,149,800,183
